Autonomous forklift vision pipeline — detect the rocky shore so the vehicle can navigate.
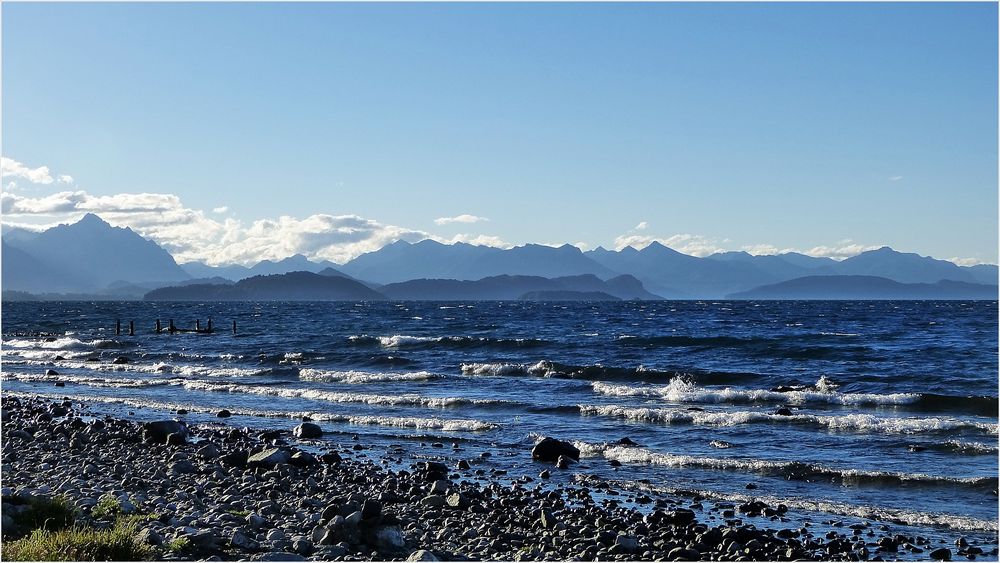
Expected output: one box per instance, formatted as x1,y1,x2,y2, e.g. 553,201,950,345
0,395,984,561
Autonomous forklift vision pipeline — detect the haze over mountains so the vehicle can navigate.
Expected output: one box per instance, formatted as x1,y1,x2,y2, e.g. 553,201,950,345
2,214,996,300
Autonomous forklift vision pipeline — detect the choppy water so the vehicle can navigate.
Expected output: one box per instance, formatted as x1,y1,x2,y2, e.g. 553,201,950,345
2,300,997,543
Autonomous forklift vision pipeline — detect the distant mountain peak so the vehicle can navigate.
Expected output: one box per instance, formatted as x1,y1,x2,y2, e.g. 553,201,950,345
77,213,110,226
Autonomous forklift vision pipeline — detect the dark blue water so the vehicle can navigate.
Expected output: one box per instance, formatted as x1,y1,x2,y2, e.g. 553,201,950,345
3,300,997,543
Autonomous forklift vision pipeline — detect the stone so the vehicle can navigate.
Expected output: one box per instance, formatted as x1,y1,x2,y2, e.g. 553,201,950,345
247,513,268,530
45,369,59,376
429,480,450,495
220,450,249,468
408,550,439,561
445,493,468,509
136,527,163,546
292,422,323,439
252,552,305,561
289,451,317,467
197,443,221,459
9,430,33,441
668,547,701,560
374,526,406,552
170,460,197,474
420,495,445,508
231,530,259,551
361,499,382,520
217,409,232,418
930,548,952,561
266,529,286,542
615,535,640,554
556,455,573,470
774,407,793,416
292,539,312,555
143,420,188,443
247,447,291,468
531,437,580,462
167,432,187,446
112,356,130,364
540,509,557,529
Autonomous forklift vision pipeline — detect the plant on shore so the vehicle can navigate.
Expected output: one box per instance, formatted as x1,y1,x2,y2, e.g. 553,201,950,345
2,515,154,561
165,536,191,554
1,494,77,538
90,494,122,520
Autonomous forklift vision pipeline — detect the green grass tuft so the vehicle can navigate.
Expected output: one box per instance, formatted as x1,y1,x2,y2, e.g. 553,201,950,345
2,516,155,561
2,495,77,538
90,495,122,520
165,536,191,554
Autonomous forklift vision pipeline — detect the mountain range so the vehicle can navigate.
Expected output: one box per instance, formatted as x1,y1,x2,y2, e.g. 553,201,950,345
2,214,996,300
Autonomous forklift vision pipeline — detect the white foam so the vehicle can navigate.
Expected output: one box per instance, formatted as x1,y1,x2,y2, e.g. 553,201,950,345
460,361,552,377
2,391,498,432
2,337,93,350
178,380,516,410
576,442,995,487
578,404,997,435
590,377,920,407
299,368,442,384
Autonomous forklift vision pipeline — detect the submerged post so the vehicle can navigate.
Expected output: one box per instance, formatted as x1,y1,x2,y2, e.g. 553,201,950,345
207,318,213,333
129,320,135,336
156,320,162,334
196,319,201,331
115,319,121,335
169,319,176,333
232,320,237,335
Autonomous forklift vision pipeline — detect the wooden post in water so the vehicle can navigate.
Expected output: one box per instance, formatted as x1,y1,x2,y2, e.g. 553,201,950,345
129,321,134,336
196,320,201,332
115,319,121,335
232,320,237,335
169,319,176,333
156,320,162,334
207,319,213,333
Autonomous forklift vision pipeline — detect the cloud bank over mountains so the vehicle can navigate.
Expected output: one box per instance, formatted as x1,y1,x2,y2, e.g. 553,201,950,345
0,157,986,267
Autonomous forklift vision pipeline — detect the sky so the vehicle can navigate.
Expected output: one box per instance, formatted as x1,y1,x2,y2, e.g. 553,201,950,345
2,2,997,266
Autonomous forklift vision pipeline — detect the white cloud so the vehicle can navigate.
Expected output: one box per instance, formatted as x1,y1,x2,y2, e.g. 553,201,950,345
434,214,489,225
1,157,54,185
212,206,229,214
890,176,903,182
804,241,881,260
948,257,985,267
613,233,726,257
57,175,74,184
446,234,511,248
0,187,515,266
634,221,648,230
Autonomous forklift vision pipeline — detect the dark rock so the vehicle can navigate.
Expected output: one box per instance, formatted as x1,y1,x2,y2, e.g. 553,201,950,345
361,499,382,520
293,422,323,439
616,437,639,446
531,437,580,462
408,550,439,561
774,407,793,416
321,451,342,464
176,409,188,415
112,356,130,364
217,409,232,418
289,451,318,467
667,547,701,560
166,432,187,446
220,450,249,468
930,547,952,561
45,369,59,376
143,420,188,443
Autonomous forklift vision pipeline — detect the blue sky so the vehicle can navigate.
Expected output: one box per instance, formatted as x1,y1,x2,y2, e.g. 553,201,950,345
2,2,997,266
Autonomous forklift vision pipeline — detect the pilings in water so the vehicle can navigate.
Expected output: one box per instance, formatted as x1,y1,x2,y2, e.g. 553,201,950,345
121,318,235,335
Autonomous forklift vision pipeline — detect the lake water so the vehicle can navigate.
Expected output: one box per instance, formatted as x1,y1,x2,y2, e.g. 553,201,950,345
2,300,997,549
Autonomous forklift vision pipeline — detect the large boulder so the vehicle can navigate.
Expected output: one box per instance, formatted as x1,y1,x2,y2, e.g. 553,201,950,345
143,420,188,443
247,447,292,468
293,422,323,439
531,437,580,462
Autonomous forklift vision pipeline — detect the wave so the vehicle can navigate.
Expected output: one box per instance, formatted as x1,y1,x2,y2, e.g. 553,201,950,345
591,377,919,406
2,372,171,389
2,390,498,432
1,358,270,378
571,474,998,533
578,404,998,435
3,337,95,350
460,361,755,385
348,334,547,349
575,442,998,490
298,368,443,384
178,380,521,411
589,378,999,417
